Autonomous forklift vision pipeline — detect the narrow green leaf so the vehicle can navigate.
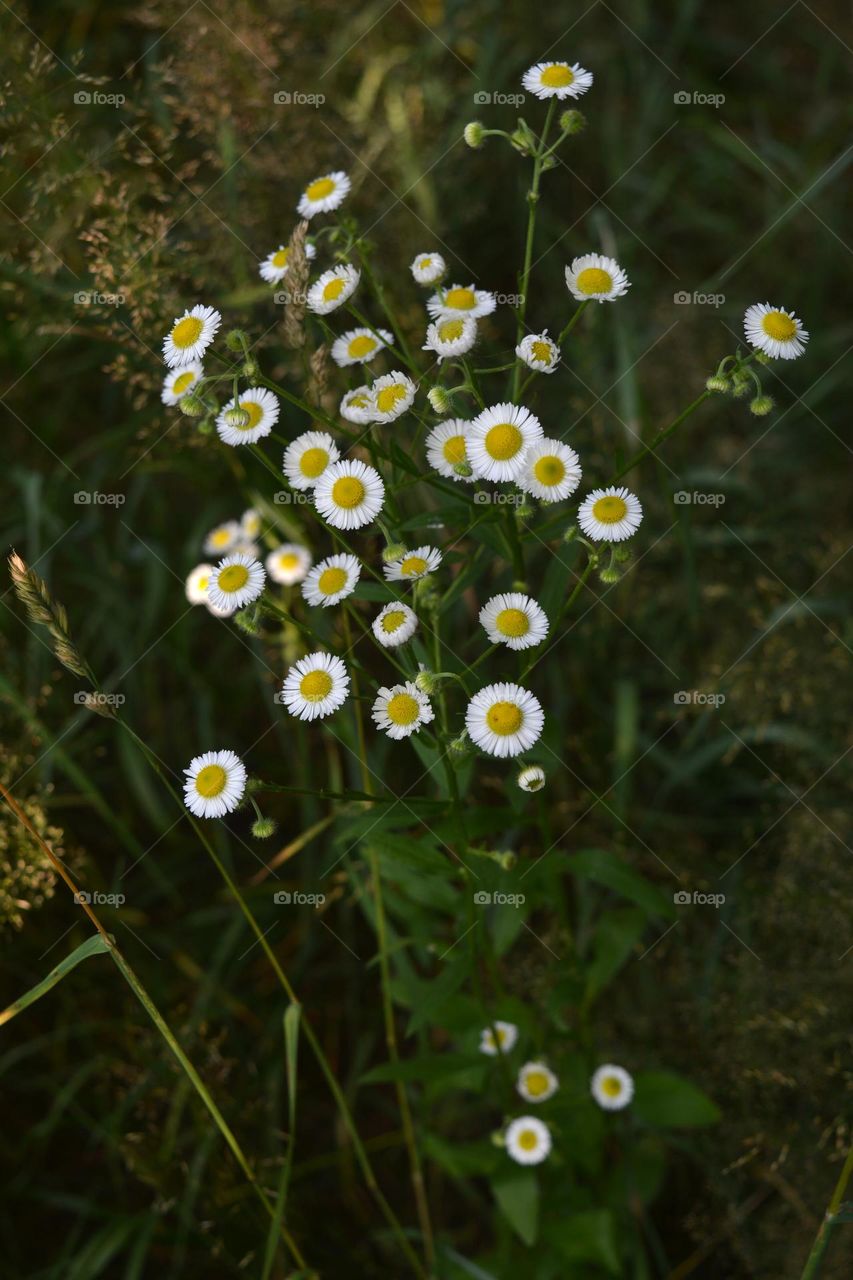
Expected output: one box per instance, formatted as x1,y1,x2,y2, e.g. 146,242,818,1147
0,933,111,1026
261,1004,302,1280
491,1168,539,1246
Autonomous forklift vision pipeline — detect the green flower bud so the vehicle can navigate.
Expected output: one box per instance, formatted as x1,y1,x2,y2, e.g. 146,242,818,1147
224,406,251,429
180,394,205,418
415,668,440,695
749,395,774,416
705,374,730,393
427,386,452,414
382,543,407,563
453,461,473,478
559,108,586,135
233,606,261,635
448,733,469,757
463,121,485,149
225,329,248,352
242,359,260,380
599,566,622,585
563,524,579,543
196,417,214,435
251,817,277,839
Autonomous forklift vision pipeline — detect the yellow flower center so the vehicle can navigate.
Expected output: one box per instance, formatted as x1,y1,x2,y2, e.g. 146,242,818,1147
331,476,366,509
318,566,348,595
486,701,523,735
444,286,476,310
195,764,227,797
575,267,613,295
442,434,466,465
279,553,300,571
172,370,196,394
541,63,574,87
386,692,420,725
197,575,209,590
495,608,529,638
601,1075,622,1097
271,248,289,268
524,1070,550,1097
376,383,408,414
348,393,370,409
530,340,553,363
761,310,797,341
419,256,432,269
211,529,230,547
171,315,203,348
517,1128,539,1151
438,318,465,341
485,423,523,460
237,400,263,430
592,495,627,524
299,447,329,477
300,669,333,700
400,555,427,577
323,276,347,302
381,609,406,633
348,334,377,358
533,455,565,486
306,177,335,200
218,564,250,593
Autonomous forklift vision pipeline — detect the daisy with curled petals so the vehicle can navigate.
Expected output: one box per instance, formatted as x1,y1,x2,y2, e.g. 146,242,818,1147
591,1064,634,1111
307,264,360,315
185,563,214,605
505,1116,552,1166
371,371,416,422
467,402,543,482
313,459,385,530
517,764,546,793
411,252,446,285
565,253,630,303
521,438,582,503
516,331,560,374
372,602,418,648
479,592,549,651
297,170,351,219
466,682,544,758
163,304,221,367
480,1020,518,1056
744,302,809,360
383,544,442,583
183,749,246,819
578,486,643,542
301,553,361,607
282,651,350,721
283,430,340,490
371,681,435,740
340,386,375,424
207,553,266,613
204,520,241,557
266,543,312,586
216,387,280,446
162,360,203,405
426,282,496,322
522,60,593,100
331,326,393,367
517,1061,559,1103
426,419,475,483
423,316,478,362
259,240,315,284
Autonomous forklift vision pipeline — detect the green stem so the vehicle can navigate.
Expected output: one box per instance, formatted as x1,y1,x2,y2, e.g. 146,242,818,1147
800,1149,853,1279
512,99,556,401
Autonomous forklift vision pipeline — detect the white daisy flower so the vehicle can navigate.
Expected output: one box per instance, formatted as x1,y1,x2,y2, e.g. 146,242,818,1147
259,240,316,284
426,283,496,322
465,683,544,758
185,563,214,605
162,304,221,367
479,1020,518,1056
339,385,376,424
517,764,546,793
207,553,266,612
206,598,237,619
241,508,262,540
370,371,417,423
522,60,593,100
283,430,340,490
591,1064,634,1111
281,651,350,721
467,402,543,482
520,438,582,503
423,315,478,362
372,602,418,647
505,1116,552,1166
231,539,261,559
331,326,393,367
307,264,360,315
565,253,630,303
517,1061,559,1103
411,252,446,285
425,419,475,483
216,387,280,447
162,360,204,405
313,459,385,531
479,592,549,651
301,553,361,607
265,543,312,586
743,302,809,360
383,544,442,583
578,486,643,542
371,681,435,740
516,331,560,374
183,749,247,819
297,170,351,219
203,520,242,557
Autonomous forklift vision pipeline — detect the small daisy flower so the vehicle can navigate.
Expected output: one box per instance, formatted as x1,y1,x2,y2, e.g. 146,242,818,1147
259,241,316,284
281,651,350,721
520,438,582,503
331,326,393,367
163,304,221,367
241,508,262,540
297,170,351,219
185,563,214,605
411,252,446,285
313,459,385,530
231,540,261,560
578,486,643,542
372,602,418,647
204,520,242,557
206,598,237,619
426,419,475,483
423,315,478,362
522,60,593,100
517,1062,559,1103
301,553,361,607
517,764,546,793
216,387,280,446
479,1020,518,1056
383,544,442,583
183,749,247,819
207,553,266,612
266,543,312,586
466,683,544,758
565,253,630,303
591,1064,634,1111
283,430,341,490
370,371,417,423
467,402,543,482
505,1116,552,1166
744,302,809,360
162,360,204,405
516,331,560,374
371,682,435,740
426,283,496,322
340,386,376,424
479,592,549,651
307,264,360,315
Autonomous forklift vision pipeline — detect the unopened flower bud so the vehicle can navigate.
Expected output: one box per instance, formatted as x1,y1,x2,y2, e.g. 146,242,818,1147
224,406,251,428
196,417,214,434
453,461,473,478
563,525,579,543
510,127,533,156
705,374,730,393
415,668,440,695
464,121,485,149
599,565,622,585
251,817,277,839
225,329,248,352
559,109,586,135
242,359,260,380
180,394,205,418
448,733,469,756
382,543,407,563
427,386,451,414
515,502,534,521
749,395,774,416
233,606,261,635
613,546,632,563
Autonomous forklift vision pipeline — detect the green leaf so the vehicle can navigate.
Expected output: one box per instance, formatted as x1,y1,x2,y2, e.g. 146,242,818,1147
553,1209,621,1275
0,933,111,1026
633,1070,720,1127
261,1004,301,1280
566,849,676,919
491,1168,539,1245
584,907,647,1002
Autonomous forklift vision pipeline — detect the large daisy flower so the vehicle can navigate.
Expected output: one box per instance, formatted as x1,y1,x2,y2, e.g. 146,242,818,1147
423,316,478,362
591,1064,634,1111
743,302,809,360
467,402,543,482
522,60,593,100
516,331,560,374
216,387,280,446
307,264,360,315
505,1116,552,1166
339,386,376,424
577,486,643,542
313,459,385,530
259,240,316,284
370,371,417,422
207,553,266,612
183,749,246,819
411,252,446,285
162,304,221,367
520,438,582,503
479,592,549,651
331,326,393,367
371,682,435,740
162,360,204,405
517,1061,559,1103
425,419,475,483
479,1020,518,1056
203,520,242,557
372,602,418,648
297,171,351,219
426,283,496,322
565,253,630,303
383,544,442,583
185,563,214,605
281,651,350,721
465,683,544,758
283,430,340,490
265,543,312,586
301,552,361,607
